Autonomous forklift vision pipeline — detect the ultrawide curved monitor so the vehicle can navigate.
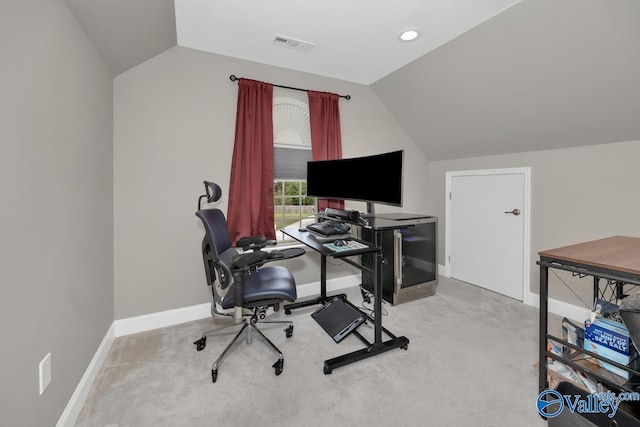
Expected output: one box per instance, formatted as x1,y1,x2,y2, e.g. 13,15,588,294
306,150,403,207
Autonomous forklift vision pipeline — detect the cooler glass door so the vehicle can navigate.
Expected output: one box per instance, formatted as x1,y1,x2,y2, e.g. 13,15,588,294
396,224,437,289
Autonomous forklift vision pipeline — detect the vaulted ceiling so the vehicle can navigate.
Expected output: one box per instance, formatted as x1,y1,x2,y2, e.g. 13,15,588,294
65,0,640,161
64,0,521,82
373,0,640,160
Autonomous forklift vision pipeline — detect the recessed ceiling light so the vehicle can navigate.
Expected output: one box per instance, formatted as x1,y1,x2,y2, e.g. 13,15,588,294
399,29,420,42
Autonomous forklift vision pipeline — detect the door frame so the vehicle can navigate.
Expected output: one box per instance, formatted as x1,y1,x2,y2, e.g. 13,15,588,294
445,167,532,304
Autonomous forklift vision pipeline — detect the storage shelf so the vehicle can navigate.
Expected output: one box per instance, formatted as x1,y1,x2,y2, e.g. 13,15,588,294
538,237,640,420
546,333,640,391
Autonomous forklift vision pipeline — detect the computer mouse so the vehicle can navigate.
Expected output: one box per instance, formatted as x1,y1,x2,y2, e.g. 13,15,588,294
334,223,350,232
334,239,347,247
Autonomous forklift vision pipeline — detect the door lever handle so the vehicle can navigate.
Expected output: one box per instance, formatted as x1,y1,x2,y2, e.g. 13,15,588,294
504,209,521,216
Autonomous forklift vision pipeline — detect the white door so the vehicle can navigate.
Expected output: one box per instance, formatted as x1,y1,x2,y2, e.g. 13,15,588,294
446,168,530,301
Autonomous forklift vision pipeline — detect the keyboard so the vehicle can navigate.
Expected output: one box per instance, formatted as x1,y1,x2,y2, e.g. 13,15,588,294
306,221,351,237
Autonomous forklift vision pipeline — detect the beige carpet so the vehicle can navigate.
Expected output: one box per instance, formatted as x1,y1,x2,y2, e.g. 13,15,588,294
75,276,547,427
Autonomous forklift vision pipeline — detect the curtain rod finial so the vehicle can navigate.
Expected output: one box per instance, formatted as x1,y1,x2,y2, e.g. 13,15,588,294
229,75,238,82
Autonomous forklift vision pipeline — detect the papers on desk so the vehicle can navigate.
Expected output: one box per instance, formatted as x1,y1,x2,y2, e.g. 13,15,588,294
323,240,369,252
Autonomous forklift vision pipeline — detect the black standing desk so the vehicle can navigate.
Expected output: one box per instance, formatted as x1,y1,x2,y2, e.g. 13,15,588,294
281,220,410,374
280,226,362,313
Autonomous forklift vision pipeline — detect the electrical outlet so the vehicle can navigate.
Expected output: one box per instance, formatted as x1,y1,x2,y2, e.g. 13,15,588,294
39,353,51,395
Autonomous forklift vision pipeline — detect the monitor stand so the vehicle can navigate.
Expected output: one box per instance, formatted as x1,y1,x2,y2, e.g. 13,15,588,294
361,202,375,218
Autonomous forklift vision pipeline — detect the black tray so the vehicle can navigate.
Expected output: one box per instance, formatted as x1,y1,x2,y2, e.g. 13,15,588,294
311,297,365,343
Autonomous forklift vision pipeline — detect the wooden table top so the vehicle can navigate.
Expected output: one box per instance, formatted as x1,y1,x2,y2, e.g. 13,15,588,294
538,236,640,275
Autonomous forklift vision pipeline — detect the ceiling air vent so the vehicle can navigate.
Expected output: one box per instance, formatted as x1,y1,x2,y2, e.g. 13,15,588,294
272,34,314,53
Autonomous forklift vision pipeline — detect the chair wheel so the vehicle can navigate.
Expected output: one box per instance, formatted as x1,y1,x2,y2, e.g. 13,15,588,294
323,365,332,375
211,369,218,383
273,359,284,376
402,345,408,350
284,308,291,315
194,337,206,351
285,325,294,338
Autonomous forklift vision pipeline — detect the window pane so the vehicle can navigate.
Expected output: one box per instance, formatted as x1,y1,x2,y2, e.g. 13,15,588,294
273,179,316,242
275,181,284,195
284,181,299,194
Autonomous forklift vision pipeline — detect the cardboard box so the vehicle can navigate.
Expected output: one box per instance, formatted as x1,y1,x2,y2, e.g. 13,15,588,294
584,317,634,379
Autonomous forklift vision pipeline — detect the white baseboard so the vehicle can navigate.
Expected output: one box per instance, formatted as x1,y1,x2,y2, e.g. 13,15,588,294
113,275,362,338
295,273,361,299
114,303,212,337
438,264,447,277
56,323,115,427
527,292,590,323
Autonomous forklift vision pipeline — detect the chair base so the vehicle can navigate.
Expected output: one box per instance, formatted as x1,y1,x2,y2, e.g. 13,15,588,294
194,316,293,383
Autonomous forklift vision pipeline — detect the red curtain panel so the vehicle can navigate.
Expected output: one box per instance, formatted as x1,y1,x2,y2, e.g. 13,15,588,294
308,90,345,211
227,79,275,244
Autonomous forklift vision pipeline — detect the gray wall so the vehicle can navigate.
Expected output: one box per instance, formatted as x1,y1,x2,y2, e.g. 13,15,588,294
0,1,113,426
113,46,429,319
427,139,640,306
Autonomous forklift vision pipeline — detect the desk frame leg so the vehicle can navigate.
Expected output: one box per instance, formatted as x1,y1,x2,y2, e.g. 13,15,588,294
323,336,409,374
323,229,409,374
539,263,549,393
284,254,346,314
373,230,383,344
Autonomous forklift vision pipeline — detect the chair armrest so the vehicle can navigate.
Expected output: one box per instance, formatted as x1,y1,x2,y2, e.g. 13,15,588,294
231,247,304,273
236,236,277,251
267,247,305,260
230,251,270,270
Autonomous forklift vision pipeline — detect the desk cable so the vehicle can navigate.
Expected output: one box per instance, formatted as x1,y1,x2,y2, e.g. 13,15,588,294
358,286,388,319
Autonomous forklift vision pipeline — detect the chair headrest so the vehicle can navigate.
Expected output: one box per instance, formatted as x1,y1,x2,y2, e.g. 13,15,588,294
204,181,222,203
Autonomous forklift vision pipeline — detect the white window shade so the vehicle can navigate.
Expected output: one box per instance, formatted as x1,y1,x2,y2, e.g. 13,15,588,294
273,96,311,180
274,147,312,180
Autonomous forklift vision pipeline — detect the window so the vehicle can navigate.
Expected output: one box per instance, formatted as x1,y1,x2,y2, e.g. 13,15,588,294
273,180,315,242
273,97,315,242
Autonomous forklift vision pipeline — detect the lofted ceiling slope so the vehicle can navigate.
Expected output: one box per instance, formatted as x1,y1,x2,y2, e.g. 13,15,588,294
64,0,177,77
373,0,640,160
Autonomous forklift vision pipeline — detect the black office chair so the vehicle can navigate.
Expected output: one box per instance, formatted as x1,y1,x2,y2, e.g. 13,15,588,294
193,181,304,382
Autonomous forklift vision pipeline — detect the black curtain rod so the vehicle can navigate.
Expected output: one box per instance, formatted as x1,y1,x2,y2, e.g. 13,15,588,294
229,75,351,100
